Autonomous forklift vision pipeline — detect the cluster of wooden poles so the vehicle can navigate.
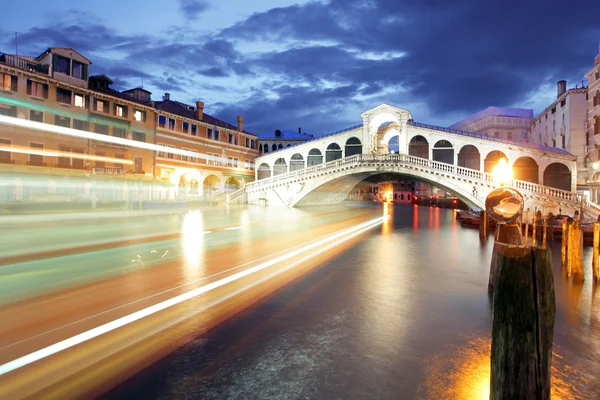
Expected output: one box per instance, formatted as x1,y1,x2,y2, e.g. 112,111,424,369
480,209,600,283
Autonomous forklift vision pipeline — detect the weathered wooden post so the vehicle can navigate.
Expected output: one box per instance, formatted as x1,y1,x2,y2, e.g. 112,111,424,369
486,187,555,400
593,222,600,282
561,218,569,269
542,216,547,248
524,211,529,247
547,212,554,242
479,210,488,238
488,223,523,291
567,220,584,282
532,215,537,248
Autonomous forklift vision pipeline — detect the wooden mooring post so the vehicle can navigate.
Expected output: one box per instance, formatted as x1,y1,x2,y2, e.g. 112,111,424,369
532,216,537,248
566,220,584,282
547,212,554,242
524,211,529,246
593,222,600,282
491,246,555,400
488,224,523,291
561,219,568,269
479,210,488,238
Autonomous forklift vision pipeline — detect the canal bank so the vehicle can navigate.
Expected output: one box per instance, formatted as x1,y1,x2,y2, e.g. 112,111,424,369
103,204,600,399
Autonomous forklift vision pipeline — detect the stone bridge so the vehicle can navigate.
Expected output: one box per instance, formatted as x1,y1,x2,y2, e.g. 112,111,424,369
229,104,599,219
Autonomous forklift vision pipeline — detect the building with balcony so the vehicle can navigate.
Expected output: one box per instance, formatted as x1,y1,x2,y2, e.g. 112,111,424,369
258,128,313,154
584,50,600,200
449,106,533,142
529,80,588,184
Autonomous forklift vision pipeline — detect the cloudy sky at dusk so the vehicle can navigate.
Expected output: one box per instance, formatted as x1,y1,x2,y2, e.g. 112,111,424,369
2,0,599,136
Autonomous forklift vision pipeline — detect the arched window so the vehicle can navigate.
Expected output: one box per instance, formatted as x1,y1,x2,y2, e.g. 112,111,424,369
344,137,362,157
325,143,342,162
272,144,277,152
307,149,323,166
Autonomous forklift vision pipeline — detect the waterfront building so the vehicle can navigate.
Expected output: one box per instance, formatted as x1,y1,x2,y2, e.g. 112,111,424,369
258,128,313,154
529,80,588,185
584,48,600,200
449,106,533,142
0,46,258,204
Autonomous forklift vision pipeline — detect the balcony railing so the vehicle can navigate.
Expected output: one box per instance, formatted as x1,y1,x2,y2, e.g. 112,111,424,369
0,53,49,75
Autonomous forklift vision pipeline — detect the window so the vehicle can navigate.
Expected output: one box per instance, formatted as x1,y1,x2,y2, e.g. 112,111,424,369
214,130,219,141
29,143,44,166
56,88,72,104
551,107,556,114
29,110,43,123
158,115,166,128
57,146,71,168
74,93,85,108
157,143,166,158
182,121,189,133
553,121,556,132
245,138,249,147
596,70,600,80
132,131,146,142
228,133,235,144
181,148,189,162
95,151,105,168
73,119,89,131
562,135,566,149
233,158,239,168
227,156,233,167
0,138,11,163
56,56,70,74
114,104,127,118
190,149,198,163
0,73,17,92
133,110,145,122
113,127,127,138
167,145,175,159
168,118,175,130
250,139,255,149
206,152,213,165
114,154,125,169
54,115,71,128
72,61,84,79
27,80,48,98
191,124,197,136
134,156,143,173
507,132,513,140
595,116,600,135
94,123,109,135
560,99,566,107
552,139,556,147
95,99,108,113
207,128,213,139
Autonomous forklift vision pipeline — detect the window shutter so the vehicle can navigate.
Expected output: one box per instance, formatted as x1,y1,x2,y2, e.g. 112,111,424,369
26,80,32,95
10,76,17,92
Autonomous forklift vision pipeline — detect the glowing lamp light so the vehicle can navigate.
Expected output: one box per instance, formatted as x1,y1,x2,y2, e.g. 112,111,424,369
593,162,599,170
491,158,512,186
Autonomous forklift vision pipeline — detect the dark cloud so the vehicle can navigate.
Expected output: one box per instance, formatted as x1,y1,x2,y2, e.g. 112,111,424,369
179,0,210,19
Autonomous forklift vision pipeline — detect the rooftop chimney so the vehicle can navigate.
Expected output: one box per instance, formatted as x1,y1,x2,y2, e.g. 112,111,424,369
196,101,204,120
237,116,244,132
298,127,301,134
164,92,170,101
557,80,567,98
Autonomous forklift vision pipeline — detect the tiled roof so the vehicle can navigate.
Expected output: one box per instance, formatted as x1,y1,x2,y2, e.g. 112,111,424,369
155,100,256,137
258,130,314,139
89,86,152,107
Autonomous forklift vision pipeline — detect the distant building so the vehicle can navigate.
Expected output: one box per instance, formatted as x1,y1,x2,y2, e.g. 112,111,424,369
258,128,313,154
584,49,600,200
449,106,533,142
529,80,588,184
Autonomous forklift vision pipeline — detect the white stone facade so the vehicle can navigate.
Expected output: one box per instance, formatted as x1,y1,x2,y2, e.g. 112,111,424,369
449,107,533,142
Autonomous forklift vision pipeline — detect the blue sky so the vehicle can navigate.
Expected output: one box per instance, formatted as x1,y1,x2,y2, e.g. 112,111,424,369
1,0,599,136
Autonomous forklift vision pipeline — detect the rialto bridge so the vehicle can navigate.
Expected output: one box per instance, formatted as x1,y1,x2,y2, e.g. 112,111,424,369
229,104,600,219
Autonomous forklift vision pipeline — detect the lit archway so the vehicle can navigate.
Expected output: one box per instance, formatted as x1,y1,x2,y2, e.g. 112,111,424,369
513,157,539,184
203,174,220,195
387,135,399,153
273,158,287,176
432,140,454,164
409,135,428,158
307,149,323,166
484,150,508,173
224,176,240,192
543,163,571,191
326,143,343,162
290,153,304,172
345,137,362,157
457,145,480,170
257,163,271,180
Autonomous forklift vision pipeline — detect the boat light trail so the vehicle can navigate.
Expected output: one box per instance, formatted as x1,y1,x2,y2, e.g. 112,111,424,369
0,215,388,376
0,144,134,165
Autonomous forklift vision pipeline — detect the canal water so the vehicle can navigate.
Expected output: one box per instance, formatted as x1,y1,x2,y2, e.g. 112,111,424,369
104,203,600,399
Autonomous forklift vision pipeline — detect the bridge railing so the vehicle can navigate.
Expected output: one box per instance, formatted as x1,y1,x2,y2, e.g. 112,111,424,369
246,153,581,206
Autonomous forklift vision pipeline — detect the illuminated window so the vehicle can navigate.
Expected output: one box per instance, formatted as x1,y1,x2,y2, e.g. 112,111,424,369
0,73,17,92
114,104,127,118
134,109,145,122
233,157,239,168
227,156,233,167
74,94,85,108
95,99,106,113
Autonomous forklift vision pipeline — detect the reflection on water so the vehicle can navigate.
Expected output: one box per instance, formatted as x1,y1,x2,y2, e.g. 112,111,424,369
108,204,600,399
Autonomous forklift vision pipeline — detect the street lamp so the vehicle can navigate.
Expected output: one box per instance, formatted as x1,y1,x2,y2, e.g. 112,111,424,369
491,158,512,187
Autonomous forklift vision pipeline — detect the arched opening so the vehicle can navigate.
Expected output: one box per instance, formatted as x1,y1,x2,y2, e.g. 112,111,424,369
273,158,287,176
543,163,571,191
224,176,240,192
345,137,362,157
326,143,342,162
457,145,480,170
307,149,323,167
272,144,277,152
178,173,199,196
408,135,428,159
290,153,304,172
278,144,283,150
203,174,220,198
484,150,508,173
432,140,454,164
257,163,271,180
387,135,399,153
513,157,539,184
263,144,268,153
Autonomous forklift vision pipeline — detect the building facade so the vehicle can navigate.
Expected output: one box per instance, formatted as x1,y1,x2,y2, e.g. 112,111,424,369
529,80,588,185
258,128,313,155
0,47,258,205
449,106,533,142
584,51,600,200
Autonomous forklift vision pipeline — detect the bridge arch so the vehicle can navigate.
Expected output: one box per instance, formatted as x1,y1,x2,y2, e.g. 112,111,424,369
290,153,305,172
345,137,363,157
408,135,429,158
257,163,271,180
484,150,508,173
543,162,571,191
432,140,454,164
513,156,539,184
326,143,343,162
457,144,480,170
307,148,323,167
273,158,287,176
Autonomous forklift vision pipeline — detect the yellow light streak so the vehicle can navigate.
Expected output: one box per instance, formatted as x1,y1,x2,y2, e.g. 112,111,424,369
0,144,133,165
